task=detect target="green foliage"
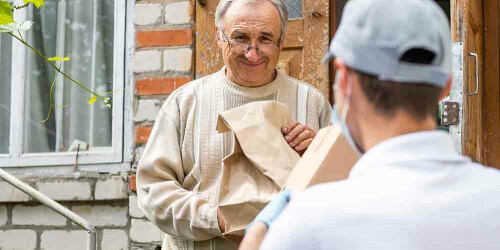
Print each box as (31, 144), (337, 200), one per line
(48, 56), (70, 61)
(0, 1), (14, 25)
(88, 95), (97, 105)
(23, 0), (45, 8)
(2, 0), (112, 122)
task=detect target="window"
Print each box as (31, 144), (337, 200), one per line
(0, 34), (12, 155)
(283, 0), (302, 18)
(0, 0), (126, 167)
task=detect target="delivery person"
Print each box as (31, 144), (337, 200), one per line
(240, 0), (500, 249)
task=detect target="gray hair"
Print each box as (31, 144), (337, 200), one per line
(215, 0), (289, 39)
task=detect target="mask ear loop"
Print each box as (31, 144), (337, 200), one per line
(340, 74), (353, 123)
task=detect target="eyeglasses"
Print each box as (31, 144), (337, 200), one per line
(219, 29), (281, 56)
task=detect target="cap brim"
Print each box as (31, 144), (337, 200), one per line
(321, 52), (335, 63)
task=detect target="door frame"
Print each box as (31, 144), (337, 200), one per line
(328, 0), (347, 104)
(451, 0), (500, 168)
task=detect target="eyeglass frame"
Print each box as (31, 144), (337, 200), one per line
(218, 28), (283, 56)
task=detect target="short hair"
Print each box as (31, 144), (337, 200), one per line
(215, 0), (288, 39)
(355, 49), (443, 120)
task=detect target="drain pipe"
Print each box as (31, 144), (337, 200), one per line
(0, 168), (96, 250)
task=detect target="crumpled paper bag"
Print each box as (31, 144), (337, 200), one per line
(216, 101), (300, 236)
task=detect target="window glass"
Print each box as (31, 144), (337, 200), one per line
(283, 0), (302, 19)
(0, 34), (12, 154)
(23, 0), (114, 153)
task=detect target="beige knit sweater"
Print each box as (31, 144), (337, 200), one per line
(137, 67), (331, 250)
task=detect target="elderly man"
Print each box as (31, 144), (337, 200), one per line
(241, 0), (500, 249)
(136, 0), (331, 249)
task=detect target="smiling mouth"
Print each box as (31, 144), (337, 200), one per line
(239, 60), (266, 67)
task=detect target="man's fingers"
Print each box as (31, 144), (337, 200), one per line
(289, 129), (315, 147)
(225, 234), (243, 244)
(282, 121), (299, 134)
(295, 138), (313, 152)
(284, 123), (305, 142)
(217, 209), (225, 233)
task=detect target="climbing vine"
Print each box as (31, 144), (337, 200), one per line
(0, 0), (112, 122)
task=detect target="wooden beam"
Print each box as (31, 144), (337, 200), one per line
(328, 0), (348, 104)
(329, 0), (335, 104)
(302, 0), (330, 97)
(283, 19), (304, 49)
(457, 0), (485, 162)
(482, 0), (500, 168)
(451, 0), (466, 42)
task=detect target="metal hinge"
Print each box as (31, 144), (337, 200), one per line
(441, 101), (460, 126)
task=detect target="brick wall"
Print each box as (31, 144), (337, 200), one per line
(0, 175), (165, 250)
(0, 1), (194, 249)
(133, 0), (195, 165)
(0, 175), (135, 250)
(131, 0), (196, 249)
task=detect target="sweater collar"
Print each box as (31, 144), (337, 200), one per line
(217, 66), (284, 98)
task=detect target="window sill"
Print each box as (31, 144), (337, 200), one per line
(0, 163), (133, 204)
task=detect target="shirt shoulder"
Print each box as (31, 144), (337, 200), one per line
(281, 73), (330, 104)
(159, 74), (215, 118)
(279, 73), (332, 128)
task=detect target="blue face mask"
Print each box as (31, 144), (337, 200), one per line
(330, 74), (362, 155)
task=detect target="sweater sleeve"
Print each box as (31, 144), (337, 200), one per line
(310, 87), (333, 129)
(319, 94), (333, 128)
(136, 108), (222, 241)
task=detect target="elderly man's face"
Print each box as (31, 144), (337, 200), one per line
(217, 0), (283, 87)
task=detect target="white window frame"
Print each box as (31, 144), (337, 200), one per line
(0, 0), (128, 168)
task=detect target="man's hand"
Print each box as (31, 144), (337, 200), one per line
(218, 209), (244, 244)
(282, 121), (316, 155)
(217, 209), (226, 233)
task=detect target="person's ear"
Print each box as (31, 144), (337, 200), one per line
(216, 26), (223, 48)
(439, 75), (453, 101)
(333, 59), (349, 97)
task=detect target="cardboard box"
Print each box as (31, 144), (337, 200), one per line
(285, 125), (360, 191)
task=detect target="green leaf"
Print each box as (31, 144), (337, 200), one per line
(0, 1), (14, 25)
(88, 95), (97, 105)
(23, 0), (45, 8)
(48, 56), (70, 61)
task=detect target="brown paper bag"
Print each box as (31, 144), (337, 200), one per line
(285, 125), (360, 191)
(216, 101), (300, 236)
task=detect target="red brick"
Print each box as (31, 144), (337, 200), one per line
(135, 126), (153, 144)
(136, 29), (192, 48)
(129, 175), (136, 192)
(136, 76), (192, 95)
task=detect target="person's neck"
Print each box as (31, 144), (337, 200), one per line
(225, 69), (277, 88)
(360, 111), (437, 152)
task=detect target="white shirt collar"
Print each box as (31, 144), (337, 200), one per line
(349, 130), (471, 178)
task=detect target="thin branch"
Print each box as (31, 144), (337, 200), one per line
(8, 32), (104, 100)
(41, 65), (60, 123)
(13, 3), (29, 10)
(17, 30), (23, 42)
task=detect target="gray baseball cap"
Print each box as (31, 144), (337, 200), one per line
(323, 0), (451, 87)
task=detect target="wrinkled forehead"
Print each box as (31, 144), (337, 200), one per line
(222, 0), (281, 35)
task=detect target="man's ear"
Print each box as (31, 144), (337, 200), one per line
(333, 59), (349, 97)
(215, 26), (223, 48)
(439, 75), (453, 101)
